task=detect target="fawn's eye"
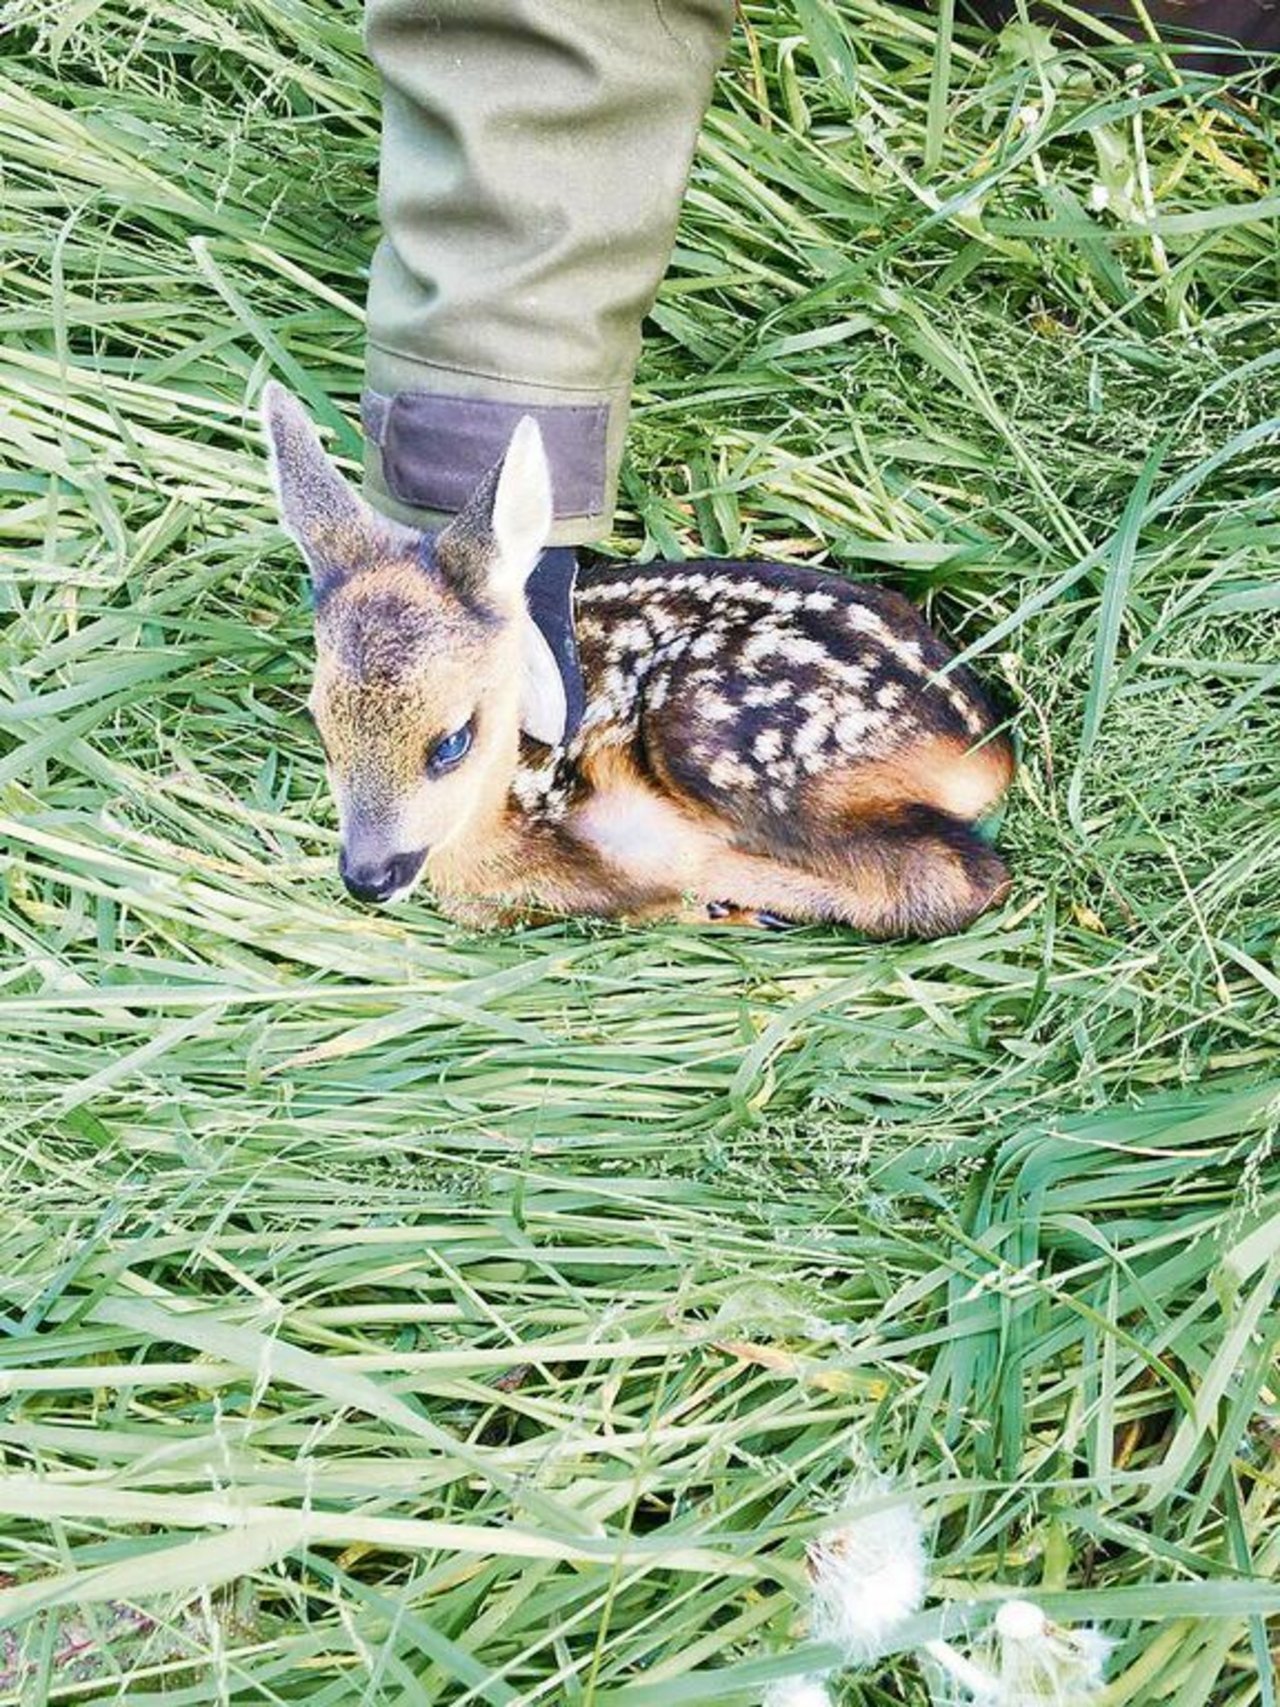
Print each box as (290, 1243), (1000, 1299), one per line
(427, 720), (473, 776)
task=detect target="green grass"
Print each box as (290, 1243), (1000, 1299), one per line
(1, 0), (1278, 1700)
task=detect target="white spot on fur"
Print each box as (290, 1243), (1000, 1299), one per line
(844, 605), (887, 637)
(610, 618), (651, 653)
(701, 693), (737, 724)
(577, 577), (636, 604)
(832, 659), (871, 690)
(776, 633), (828, 665)
(793, 714), (831, 762)
(601, 664), (634, 712)
(754, 728), (784, 762)
(743, 682), (791, 708)
(511, 753), (569, 818)
(834, 706), (883, 749)
(742, 626), (785, 665)
(708, 752), (754, 791)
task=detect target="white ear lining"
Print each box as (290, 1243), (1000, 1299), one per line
(490, 416), (554, 599)
(519, 616), (569, 747)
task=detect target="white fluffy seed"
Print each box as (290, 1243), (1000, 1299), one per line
(993, 1600), (1114, 1705)
(762, 1678), (833, 1707)
(996, 1599), (1047, 1642)
(807, 1477), (927, 1663)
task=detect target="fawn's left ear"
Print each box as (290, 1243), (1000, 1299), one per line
(263, 382), (405, 603)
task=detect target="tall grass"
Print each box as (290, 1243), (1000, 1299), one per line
(0, 1), (1278, 1700)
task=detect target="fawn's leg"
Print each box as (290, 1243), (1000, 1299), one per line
(692, 816), (1009, 939)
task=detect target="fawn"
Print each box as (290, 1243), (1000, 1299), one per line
(264, 384), (1013, 936)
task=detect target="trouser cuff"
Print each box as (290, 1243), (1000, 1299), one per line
(361, 350), (627, 546)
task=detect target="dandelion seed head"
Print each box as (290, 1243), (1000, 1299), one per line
(1071, 1629), (1114, 1679)
(808, 1476), (927, 1662)
(996, 1599), (1046, 1642)
(992, 1600), (1114, 1705)
(762, 1677), (833, 1707)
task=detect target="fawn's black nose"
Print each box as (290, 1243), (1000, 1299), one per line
(339, 848), (427, 904)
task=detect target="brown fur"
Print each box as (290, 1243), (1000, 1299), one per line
(825, 731), (1015, 823)
(264, 390), (1015, 937)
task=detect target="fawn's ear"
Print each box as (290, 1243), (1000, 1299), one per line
(519, 621), (569, 747)
(262, 382), (397, 604)
(437, 420), (564, 743)
(436, 416), (553, 612)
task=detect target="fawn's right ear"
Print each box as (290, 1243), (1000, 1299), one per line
(262, 382), (392, 604)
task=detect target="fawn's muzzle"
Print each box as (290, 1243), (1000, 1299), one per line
(339, 847), (427, 904)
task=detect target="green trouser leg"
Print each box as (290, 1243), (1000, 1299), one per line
(362, 0), (735, 546)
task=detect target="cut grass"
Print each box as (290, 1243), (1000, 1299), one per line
(1, 1), (1278, 1701)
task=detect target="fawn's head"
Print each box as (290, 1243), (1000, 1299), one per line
(263, 385), (563, 904)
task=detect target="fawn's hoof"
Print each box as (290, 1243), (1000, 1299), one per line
(754, 910), (795, 931)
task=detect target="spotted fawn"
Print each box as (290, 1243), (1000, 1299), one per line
(264, 385), (1013, 936)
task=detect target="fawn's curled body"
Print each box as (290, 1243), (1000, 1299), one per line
(264, 386), (1014, 938)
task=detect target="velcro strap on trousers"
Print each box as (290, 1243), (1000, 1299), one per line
(363, 390), (609, 520)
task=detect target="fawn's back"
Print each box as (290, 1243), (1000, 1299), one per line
(504, 556), (1013, 936)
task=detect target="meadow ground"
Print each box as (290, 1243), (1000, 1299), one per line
(1, 1), (1278, 1700)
